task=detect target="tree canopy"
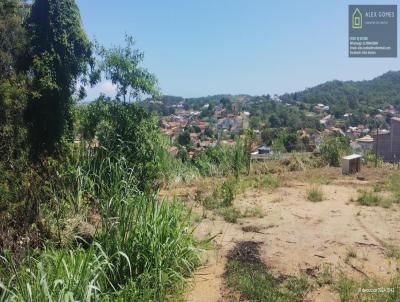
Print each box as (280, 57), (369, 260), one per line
(25, 0), (93, 158)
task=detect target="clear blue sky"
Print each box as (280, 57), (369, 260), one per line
(76, 0), (400, 99)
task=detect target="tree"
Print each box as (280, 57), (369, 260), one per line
(98, 35), (159, 103)
(204, 126), (214, 138)
(269, 113), (280, 128)
(25, 0), (93, 158)
(261, 128), (277, 146)
(177, 131), (191, 147)
(220, 97), (232, 112)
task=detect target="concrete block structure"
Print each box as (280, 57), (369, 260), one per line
(373, 117), (400, 162)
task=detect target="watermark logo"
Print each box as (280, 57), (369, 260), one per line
(352, 8), (363, 29)
(349, 5), (397, 57)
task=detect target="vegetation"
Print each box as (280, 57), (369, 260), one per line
(281, 71), (400, 119)
(25, 0), (93, 158)
(335, 274), (400, 302)
(221, 207), (241, 223)
(0, 0), (198, 300)
(355, 190), (392, 208)
(226, 242), (309, 302)
(306, 185), (324, 202)
(1, 0), (399, 300)
(319, 134), (350, 167)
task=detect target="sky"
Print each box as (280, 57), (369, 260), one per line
(76, 0), (400, 100)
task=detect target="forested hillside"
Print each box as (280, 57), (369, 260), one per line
(280, 71), (400, 116)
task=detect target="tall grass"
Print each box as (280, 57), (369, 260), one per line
(0, 243), (113, 301)
(97, 193), (199, 300)
(0, 146), (199, 301)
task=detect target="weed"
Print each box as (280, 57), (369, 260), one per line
(336, 273), (358, 302)
(221, 179), (237, 207)
(335, 273), (400, 302)
(201, 194), (220, 209)
(242, 207), (264, 218)
(355, 190), (392, 208)
(316, 264), (334, 286)
(346, 248), (357, 259)
(387, 173), (400, 202)
(226, 241), (309, 302)
(260, 174), (280, 189)
(221, 207), (241, 223)
(307, 185), (324, 202)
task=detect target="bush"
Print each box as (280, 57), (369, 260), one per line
(319, 134), (350, 167)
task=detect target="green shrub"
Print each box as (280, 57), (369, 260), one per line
(319, 134), (350, 167)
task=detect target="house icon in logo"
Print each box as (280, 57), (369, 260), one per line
(352, 8), (362, 29)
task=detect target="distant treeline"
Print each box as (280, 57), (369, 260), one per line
(280, 71), (400, 117)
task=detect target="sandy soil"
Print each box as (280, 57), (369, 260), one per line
(182, 167), (400, 302)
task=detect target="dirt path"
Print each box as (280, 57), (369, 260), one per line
(185, 171), (400, 302)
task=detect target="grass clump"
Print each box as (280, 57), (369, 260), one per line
(355, 190), (392, 208)
(306, 185), (324, 202)
(316, 264), (334, 286)
(346, 248), (357, 259)
(242, 207), (264, 218)
(335, 273), (400, 302)
(221, 207), (241, 223)
(0, 244), (113, 301)
(225, 241), (308, 302)
(260, 174), (280, 189)
(387, 173), (400, 203)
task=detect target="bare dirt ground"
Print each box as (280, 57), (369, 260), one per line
(178, 166), (400, 302)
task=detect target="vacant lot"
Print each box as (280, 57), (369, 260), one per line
(183, 166), (400, 302)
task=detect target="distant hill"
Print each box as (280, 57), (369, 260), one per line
(280, 71), (400, 115)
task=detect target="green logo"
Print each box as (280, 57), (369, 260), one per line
(352, 8), (363, 29)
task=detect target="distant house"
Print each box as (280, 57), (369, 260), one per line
(314, 103), (330, 112)
(356, 135), (374, 153)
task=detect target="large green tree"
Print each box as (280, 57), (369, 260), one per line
(24, 0), (93, 158)
(97, 35), (159, 103)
